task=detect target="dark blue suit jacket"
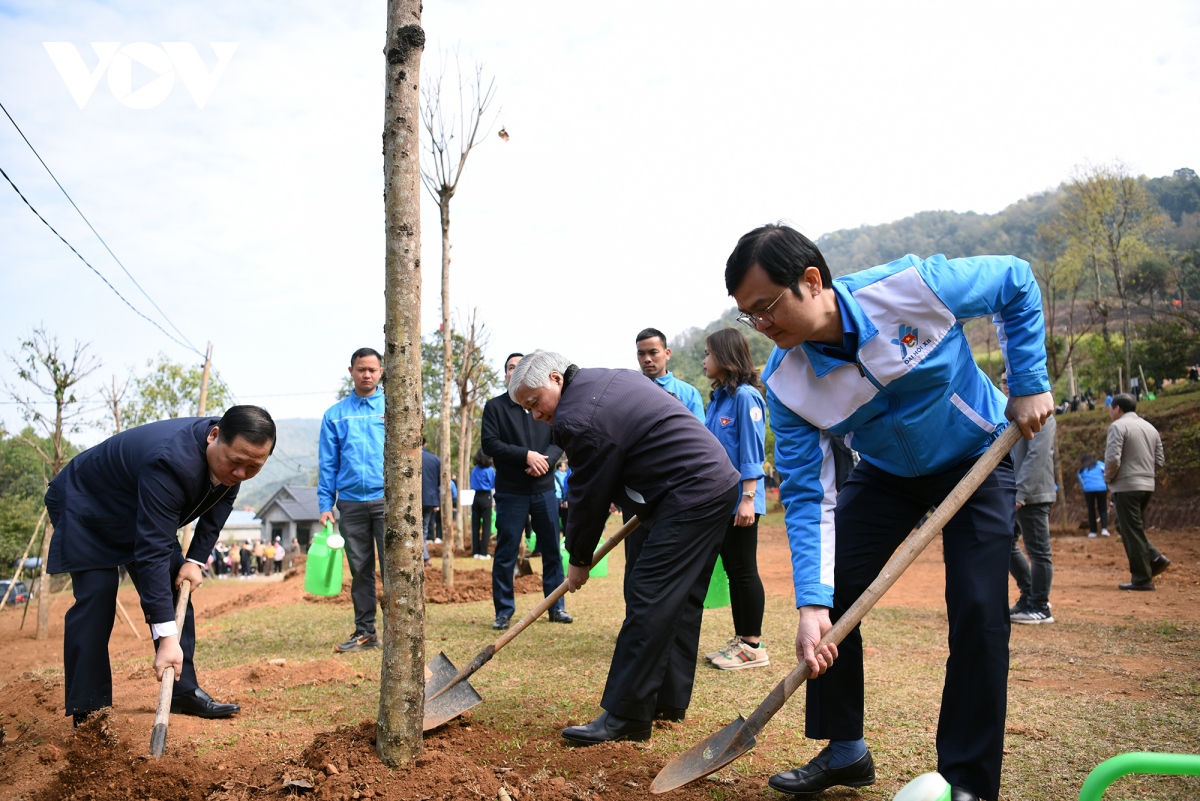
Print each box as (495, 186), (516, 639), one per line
(421, 447), (441, 507)
(45, 417), (239, 624)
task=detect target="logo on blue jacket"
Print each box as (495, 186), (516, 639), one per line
(892, 325), (919, 359)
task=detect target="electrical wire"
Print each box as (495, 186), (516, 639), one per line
(0, 164), (203, 356)
(0, 100), (203, 356)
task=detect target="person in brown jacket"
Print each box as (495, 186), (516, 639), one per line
(1105, 393), (1168, 590)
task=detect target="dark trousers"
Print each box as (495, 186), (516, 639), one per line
(719, 515), (765, 638)
(1009, 502), (1053, 611)
(1084, 490), (1108, 532)
(336, 498), (386, 637)
(493, 490), (565, 618)
(604, 485), (738, 721)
(422, 505), (438, 542)
(1114, 491), (1160, 585)
(471, 494), (493, 555)
(64, 548), (198, 716)
(806, 456), (1014, 801)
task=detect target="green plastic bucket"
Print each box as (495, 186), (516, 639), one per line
(703, 556), (731, 609)
(304, 522), (345, 597)
(561, 537), (609, 578)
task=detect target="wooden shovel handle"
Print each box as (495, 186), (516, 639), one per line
(743, 425), (1022, 734)
(493, 516), (640, 652)
(150, 578), (192, 757)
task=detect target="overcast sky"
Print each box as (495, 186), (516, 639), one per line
(2, 1), (1198, 441)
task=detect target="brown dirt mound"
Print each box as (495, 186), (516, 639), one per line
(425, 567), (543, 604)
(289, 717), (733, 801)
(31, 712), (215, 801)
(303, 567), (544, 607)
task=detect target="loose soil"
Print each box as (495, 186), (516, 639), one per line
(1, 525), (1196, 800)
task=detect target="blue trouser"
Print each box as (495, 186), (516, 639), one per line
(492, 490), (564, 618)
(65, 547), (199, 716)
(805, 454), (1015, 801)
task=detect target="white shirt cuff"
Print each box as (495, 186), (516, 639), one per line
(150, 621), (179, 640)
(186, 558), (205, 566)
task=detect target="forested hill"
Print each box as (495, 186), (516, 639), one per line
(816, 192), (1058, 276)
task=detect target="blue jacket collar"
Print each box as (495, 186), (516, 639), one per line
(799, 281), (879, 378)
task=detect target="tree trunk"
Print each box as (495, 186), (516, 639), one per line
(1120, 294), (1133, 395)
(438, 198), (455, 586)
(36, 520), (54, 640)
(456, 398), (474, 549)
(376, 3), (425, 768)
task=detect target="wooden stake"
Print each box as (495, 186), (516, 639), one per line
(0, 508), (45, 609)
(115, 596), (143, 640)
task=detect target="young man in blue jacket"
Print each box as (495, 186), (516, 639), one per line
(635, 328), (705, 420)
(725, 224), (1053, 801)
(318, 347), (387, 653)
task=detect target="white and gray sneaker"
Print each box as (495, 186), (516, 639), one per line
(1011, 608), (1054, 625)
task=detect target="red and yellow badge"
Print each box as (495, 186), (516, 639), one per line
(719, 417), (733, 426)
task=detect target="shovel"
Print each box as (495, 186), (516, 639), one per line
(651, 425), (1022, 793)
(150, 578), (192, 757)
(423, 516), (641, 731)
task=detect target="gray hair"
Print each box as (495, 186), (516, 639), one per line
(508, 350), (571, 404)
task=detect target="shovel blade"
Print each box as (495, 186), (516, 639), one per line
(650, 716), (755, 793)
(422, 652), (482, 731)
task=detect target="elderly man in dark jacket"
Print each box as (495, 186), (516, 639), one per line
(45, 406), (275, 724)
(509, 350), (741, 744)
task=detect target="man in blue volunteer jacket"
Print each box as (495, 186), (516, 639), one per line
(635, 328), (705, 420)
(318, 347), (387, 653)
(725, 224), (1053, 801)
(46, 406), (275, 724)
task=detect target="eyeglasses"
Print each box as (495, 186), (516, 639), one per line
(736, 286), (792, 329)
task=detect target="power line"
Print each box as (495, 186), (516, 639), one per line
(0, 100), (202, 355)
(0, 164), (204, 357)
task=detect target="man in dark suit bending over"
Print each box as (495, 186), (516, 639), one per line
(508, 350), (740, 744)
(45, 405), (275, 724)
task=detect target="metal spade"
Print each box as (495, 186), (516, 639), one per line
(422, 516), (641, 731)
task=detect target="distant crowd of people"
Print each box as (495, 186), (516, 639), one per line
(207, 537), (295, 579)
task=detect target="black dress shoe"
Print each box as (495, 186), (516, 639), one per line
(768, 746), (875, 795)
(653, 706), (686, 722)
(561, 711), (651, 745)
(171, 688), (240, 719)
(549, 610), (573, 624)
(1151, 555), (1171, 577)
(492, 616), (511, 630)
(951, 788), (980, 801)
(1118, 581), (1155, 591)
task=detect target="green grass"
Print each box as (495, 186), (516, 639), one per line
(192, 517), (1200, 800)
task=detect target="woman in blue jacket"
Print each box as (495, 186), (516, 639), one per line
(1077, 453), (1110, 538)
(702, 327), (770, 670)
(470, 450), (497, 558)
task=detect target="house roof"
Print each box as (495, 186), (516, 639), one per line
(257, 485), (322, 522)
(222, 510), (263, 529)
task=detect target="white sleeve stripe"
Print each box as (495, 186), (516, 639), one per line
(817, 434), (838, 588)
(950, 393), (997, 433)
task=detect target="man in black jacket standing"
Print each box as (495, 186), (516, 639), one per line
(509, 351), (741, 744)
(45, 406), (275, 724)
(481, 352), (571, 630)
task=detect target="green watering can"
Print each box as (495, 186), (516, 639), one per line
(561, 536), (609, 578)
(703, 556), (731, 609)
(887, 753), (1200, 801)
(304, 522), (345, 597)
